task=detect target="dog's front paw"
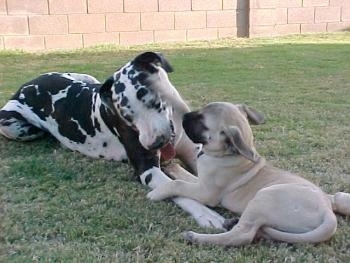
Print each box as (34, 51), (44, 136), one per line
(194, 214), (225, 230)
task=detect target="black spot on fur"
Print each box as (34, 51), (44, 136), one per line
(123, 114), (133, 123)
(114, 72), (121, 80)
(99, 105), (118, 136)
(136, 88), (148, 100)
(137, 73), (148, 85)
(144, 173), (152, 185)
(130, 77), (138, 85)
(103, 142), (108, 147)
(94, 117), (101, 132)
(153, 102), (161, 109)
(128, 69), (135, 78)
(120, 96), (129, 107)
(57, 120), (86, 143)
(18, 85), (53, 120)
(115, 82), (126, 94)
(0, 110), (27, 125)
(52, 83), (96, 143)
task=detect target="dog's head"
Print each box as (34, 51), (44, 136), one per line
(183, 102), (265, 161)
(99, 52), (176, 153)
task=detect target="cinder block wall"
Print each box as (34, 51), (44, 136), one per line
(0, 0), (349, 51)
(250, 0), (350, 37)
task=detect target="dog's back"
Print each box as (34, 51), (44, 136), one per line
(0, 72), (127, 160)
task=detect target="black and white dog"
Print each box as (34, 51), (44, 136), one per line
(0, 52), (224, 228)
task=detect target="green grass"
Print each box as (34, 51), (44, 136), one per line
(1, 33), (350, 262)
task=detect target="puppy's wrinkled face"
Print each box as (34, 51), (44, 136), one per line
(183, 102), (264, 159)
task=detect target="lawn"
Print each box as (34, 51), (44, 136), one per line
(0, 33), (349, 262)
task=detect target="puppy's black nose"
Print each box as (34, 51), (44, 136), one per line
(183, 112), (195, 127)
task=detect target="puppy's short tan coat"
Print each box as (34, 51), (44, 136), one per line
(147, 102), (350, 246)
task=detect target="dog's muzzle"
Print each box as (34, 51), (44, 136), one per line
(149, 135), (170, 150)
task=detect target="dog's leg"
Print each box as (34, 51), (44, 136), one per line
(140, 167), (225, 230)
(0, 104), (46, 141)
(146, 178), (220, 207)
(162, 162), (198, 183)
(116, 122), (223, 229)
(175, 134), (200, 174)
(328, 192), (350, 215)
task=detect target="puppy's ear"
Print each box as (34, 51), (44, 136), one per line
(99, 76), (115, 110)
(133, 52), (173, 73)
(238, 104), (265, 125)
(223, 126), (258, 162)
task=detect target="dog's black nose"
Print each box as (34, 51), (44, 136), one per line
(149, 135), (168, 150)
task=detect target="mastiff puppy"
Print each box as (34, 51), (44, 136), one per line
(145, 102), (350, 246)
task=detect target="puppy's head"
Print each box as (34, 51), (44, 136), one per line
(183, 102), (265, 161)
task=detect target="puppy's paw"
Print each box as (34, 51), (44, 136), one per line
(146, 189), (167, 201)
(182, 231), (195, 244)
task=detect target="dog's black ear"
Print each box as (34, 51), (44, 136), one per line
(223, 126), (258, 162)
(238, 104), (265, 125)
(133, 52), (173, 73)
(99, 76), (115, 110)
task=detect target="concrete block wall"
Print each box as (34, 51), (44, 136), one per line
(0, 0), (349, 51)
(250, 0), (350, 37)
(0, 0), (240, 50)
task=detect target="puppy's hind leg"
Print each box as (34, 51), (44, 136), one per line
(183, 220), (259, 247)
(328, 192), (350, 215)
(183, 203), (262, 246)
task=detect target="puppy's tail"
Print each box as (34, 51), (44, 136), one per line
(262, 211), (337, 244)
(328, 192), (350, 215)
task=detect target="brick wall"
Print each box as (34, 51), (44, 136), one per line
(0, 0), (349, 51)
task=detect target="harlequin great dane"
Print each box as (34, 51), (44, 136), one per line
(145, 102), (350, 246)
(0, 52), (225, 229)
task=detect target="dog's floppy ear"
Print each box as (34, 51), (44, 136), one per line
(223, 126), (258, 162)
(133, 52), (173, 73)
(99, 76), (115, 110)
(238, 104), (265, 125)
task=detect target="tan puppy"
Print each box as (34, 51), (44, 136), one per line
(146, 102), (350, 246)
